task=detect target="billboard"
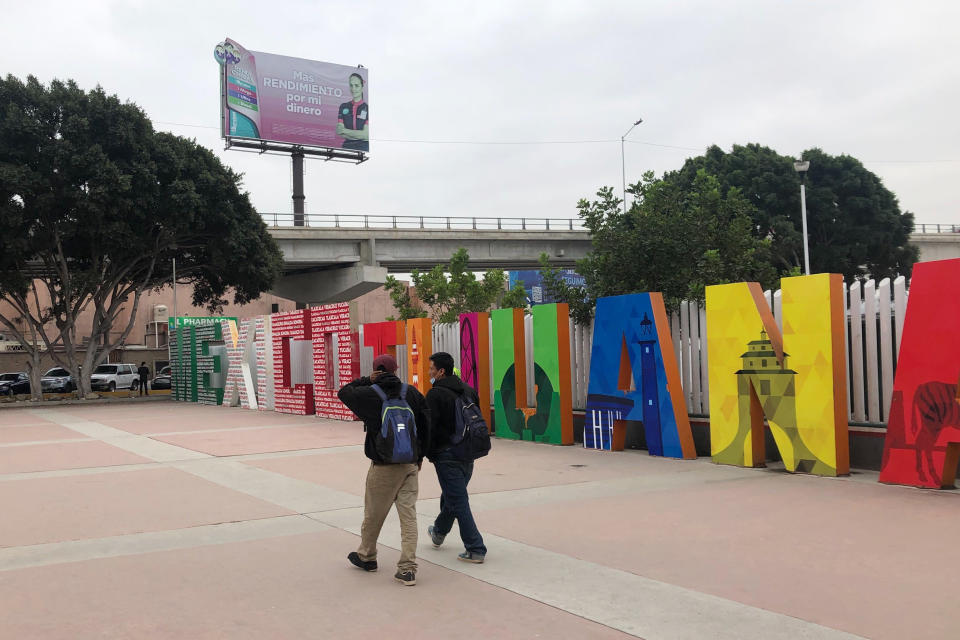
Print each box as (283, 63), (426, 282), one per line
(215, 39), (369, 154)
(508, 270), (585, 307)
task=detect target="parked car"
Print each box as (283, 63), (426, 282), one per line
(151, 372), (171, 390)
(0, 372), (30, 396)
(90, 363), (140, 392)
(158, 365), (171, 376)
(41, 368), (75, 393)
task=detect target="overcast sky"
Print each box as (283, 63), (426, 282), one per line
(3, 0), (957, 225)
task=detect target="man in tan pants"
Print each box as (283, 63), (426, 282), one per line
(338, 354), (430, 586)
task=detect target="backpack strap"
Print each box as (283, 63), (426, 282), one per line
(399, 383), (408, 399)
(371, 384), (387, 402)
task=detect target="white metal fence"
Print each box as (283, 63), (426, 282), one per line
(356, 277), (908, 426)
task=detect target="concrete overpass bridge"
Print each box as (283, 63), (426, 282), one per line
(266, 213), (592, 303)
(265, 214), (960, 304)
(908, 223), (960, 263)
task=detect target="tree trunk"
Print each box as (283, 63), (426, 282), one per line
(79, 336), (102, 398)
(26, 321), (44, 401)
(26, 350), (44, 402)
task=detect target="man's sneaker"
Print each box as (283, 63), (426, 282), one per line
(394, 570), (416, 586)
(458, 551), (485, 564)
(428, 525), (445, 548)
(347, 551), (377, 572)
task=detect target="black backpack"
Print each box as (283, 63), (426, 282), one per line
(371, 383), (418, 464)
(449, 389), (491, 461)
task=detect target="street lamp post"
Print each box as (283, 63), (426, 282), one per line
(621, 118), (643, 214)
(172, 256), (177, 328)
(170, 246), (177, 369)
(794, 160), (811, 275)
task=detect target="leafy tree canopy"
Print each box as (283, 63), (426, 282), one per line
(662, 143), (917, 279)
(542, 170), (780, 324)
(0, 75), (282, 396)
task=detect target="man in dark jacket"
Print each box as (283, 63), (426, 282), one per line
(425, 352), (487, 563)
(337, 354), (430, 586)
(137, 362), (150, 396)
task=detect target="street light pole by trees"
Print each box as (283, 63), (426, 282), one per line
(794, 160), (811, 275)
(621, 118), (643, 214)
(170, 246), (177, 364)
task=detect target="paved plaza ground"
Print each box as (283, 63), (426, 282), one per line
(1, 400), (958, 639)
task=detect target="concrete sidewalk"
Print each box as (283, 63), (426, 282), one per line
(0, 403), (956, 639)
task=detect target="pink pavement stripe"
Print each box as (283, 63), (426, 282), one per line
(0, 424), (89, 445)
(0, 440), (151, 474)
(247, 451), (384, 497)
(0, 467), (291, 548)
(247, 441), (673, 499)
(97, 409), (319, 435)
(0, 412), (57, 427)
(478, 472), (960, 640)
(53, 404), (214, 420)
(153, 423), (364, 456)
(0, 529), (632, 640)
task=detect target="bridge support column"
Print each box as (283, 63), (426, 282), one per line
(360, 237), (378, 266)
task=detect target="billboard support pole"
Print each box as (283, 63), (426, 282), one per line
(292, 148), (305, 227)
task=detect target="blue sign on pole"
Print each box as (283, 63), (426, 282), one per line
(508, 270), (585, 306)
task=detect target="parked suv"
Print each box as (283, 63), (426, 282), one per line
(90, 363), (140, 392)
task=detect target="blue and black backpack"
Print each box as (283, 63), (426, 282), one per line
(449, 389), (491, 462)
(371, 383), (418, 464)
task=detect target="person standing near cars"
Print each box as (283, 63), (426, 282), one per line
(137, 362), (150, 396)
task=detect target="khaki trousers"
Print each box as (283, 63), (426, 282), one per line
(357, 462), (419, 573)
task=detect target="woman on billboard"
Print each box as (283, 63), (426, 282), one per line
(336, 72), (369, 152)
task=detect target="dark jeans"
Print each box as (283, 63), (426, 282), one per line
(432, 450), (486, 555)
(139, 378), (149, 396)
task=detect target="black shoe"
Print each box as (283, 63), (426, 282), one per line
(458, 551), (485, 564)
(394, 570), (416, 586)
(428, 524), (445, 548)
(348, 552), (377, 572)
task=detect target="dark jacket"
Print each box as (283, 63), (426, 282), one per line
(338, 372), (430, 465)
(425, 375), (477, 461)
(137, 366), (150, 380)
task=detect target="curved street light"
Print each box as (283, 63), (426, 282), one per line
(621, 118), (643, 214)
(794, 160), (811, 275)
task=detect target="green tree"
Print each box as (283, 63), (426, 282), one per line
(383, 247), (528, 324)
(662, 143), (917, 279)
(542, 171), (779, 324)
(382, 276), (427, 321)
(538, 254), (594, 325)
(0, 75), (282, 398)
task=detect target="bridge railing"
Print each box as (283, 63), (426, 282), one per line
(261, 212), (587, 231)
(262, 215), (956, 234)
(915, 223), (960, 233)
